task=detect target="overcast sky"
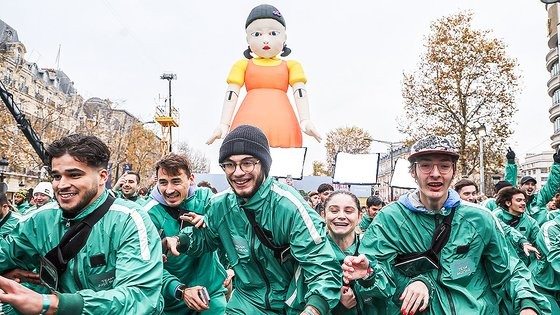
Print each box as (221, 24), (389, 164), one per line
(2, 0), (554, 174)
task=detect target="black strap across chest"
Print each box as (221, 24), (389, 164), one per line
(241, 207), (290, 261)
(44, 195), (115, 276)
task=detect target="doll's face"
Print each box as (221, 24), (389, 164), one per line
(246, 18), (286, 58)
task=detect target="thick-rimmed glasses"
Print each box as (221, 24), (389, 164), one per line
(415, 161), (454, 174)
(219, 160), (260, 174)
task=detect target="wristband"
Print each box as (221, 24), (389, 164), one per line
(174, 284), (186, 300)
(362, 267), (373, 280)
(40, 294), (50, 315)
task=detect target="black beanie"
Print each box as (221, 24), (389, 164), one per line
(494, 180), (513, 194)
(219, 125), (272, 176)
(245, 4), (285, 28)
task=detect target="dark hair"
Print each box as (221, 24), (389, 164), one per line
(308, 191), (318, 197)
(155, 153), (192, 177)
(46, 134), (110, 169)
(0, 193), (9, 206)
(454, 178), (478, 194)
(366, 195), (385, 208)
(317, 183), (334, 194)
(197, 180), (218, 194)
(324, 190), (360, 212)
(496, 186), (526, 210)
(138, 187), (149, 196)
(125, 171), (140, 183)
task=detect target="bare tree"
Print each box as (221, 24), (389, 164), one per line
(175, 142), (210, 173)
(399, 11), (519, 177)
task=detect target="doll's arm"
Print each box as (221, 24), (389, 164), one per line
(292, 82), (322, 142)
(206, 83), (241, 144)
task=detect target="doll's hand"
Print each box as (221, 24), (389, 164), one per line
(300, 120), (322, 142)
(206, 124), (229, 145)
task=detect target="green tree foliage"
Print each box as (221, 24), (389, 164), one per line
(399, 11), (519, 177)
(324, 126), (372, 175)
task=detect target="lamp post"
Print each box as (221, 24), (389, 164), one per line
(477, 124), (487, 196)
(364, 138), (403, 201)
(160, 73), (177, 152)
(0, 157), (9, 194)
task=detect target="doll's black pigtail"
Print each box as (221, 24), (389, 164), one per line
(280, 44), (291, 57)
(243, 46), (254, 59)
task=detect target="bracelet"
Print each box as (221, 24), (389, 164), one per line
(40, 294), (50, 315)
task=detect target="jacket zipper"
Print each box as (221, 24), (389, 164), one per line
(251, 228), (271, 309)
(434, 214), (456, 315)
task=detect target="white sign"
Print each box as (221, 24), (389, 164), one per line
(390, 158), (416, 189)
(332, 152), (379, 185)
(269, 147), (307, 179)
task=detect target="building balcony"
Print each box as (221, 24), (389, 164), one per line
(548, 75), (560, 97)
(547, 47), (559, 71)
(550, 102), (560, 117)
(551, 132), (560, 149)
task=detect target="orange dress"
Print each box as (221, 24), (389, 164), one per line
(230, 60), (302, 148)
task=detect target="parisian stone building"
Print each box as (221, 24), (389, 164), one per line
(0, 19), (142, 195)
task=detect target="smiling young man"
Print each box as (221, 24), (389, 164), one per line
(0, 134), (164, 314)
(112, 171), (146, 206)
(143, 153), (228, 314)
(341, 135), (551, 315)
(166, 125), (341, 315)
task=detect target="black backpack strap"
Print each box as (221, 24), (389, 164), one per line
(241, 207), (290, 262)
(430, 207), (456, 256)
(0, 211), (12, 229)
(505, 216), (521, 228)
(45, 195), (115, 276)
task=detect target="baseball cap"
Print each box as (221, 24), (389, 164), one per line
(520, 176), (537, 185)
(408, 135), (460, 162)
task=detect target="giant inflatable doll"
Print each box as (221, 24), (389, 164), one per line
(207, 4), (321, 148)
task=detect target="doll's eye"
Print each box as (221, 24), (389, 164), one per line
(269, 31), (279, 36)
(251, 32), (262, 37)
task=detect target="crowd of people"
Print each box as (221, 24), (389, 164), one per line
(0, 127), (559, 314)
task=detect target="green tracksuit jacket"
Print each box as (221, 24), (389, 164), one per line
(0, 190), (164, 314)
(177, 177), (341, 315)
(144, 187), (227, 315)
(327, 234), (392, 314)
(530, 215), (560, 312)
(0, 211), (20, 237)
(505, 161), (560, 226)
(14, 201), (32, 215)
(494, 207), (541, 264)
(359, 189), (551, 314)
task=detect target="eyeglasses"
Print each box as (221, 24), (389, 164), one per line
(415, 161), (454, 174)
(219, 160), (260, 174)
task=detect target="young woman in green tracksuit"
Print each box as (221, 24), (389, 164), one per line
(323, 190), (392, 314)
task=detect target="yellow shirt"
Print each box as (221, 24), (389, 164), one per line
(226, 57), (307, 86)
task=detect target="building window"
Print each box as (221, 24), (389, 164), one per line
(553, 89), (560, 105)
(552, 61), (560, 77)
(555, 117), (560, 133)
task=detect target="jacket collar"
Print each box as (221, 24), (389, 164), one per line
(398, 188), (460, 215)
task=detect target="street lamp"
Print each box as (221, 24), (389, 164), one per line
(477, 124), (487, 196)
(364, 137), (403, 201)
(0, 157), (9, 194)
(160, 73), (177, 152)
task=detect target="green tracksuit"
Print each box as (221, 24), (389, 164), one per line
(0, 190), (164, 314)
(494, 207), (541, 265)
(359, 189), (551, 314)
(505, 161), (560, 226)
(144, 187), (227, 315)
(177, 177), (341, 315)
(327, 234), (392, 314)
(530, 216), (560, 313)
